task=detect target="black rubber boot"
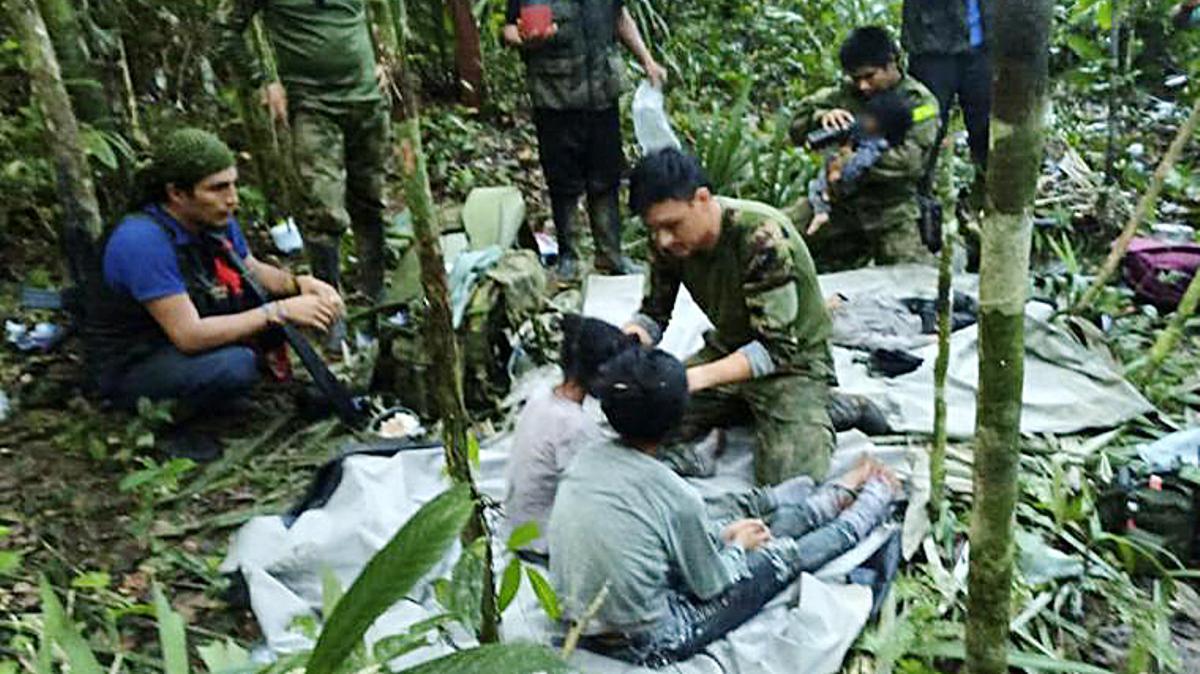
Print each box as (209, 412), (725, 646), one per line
(306, 238), (348, 350)
(551, 193), (580, 281)
(354, 221), (386, 305)
(587, 189), (642, 275)
(828, 392), (891, 435)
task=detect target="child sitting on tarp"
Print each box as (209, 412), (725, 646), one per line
(549, 347), (897, 667)
(806, 89), (915, 236)
(503, 314), (638, 559)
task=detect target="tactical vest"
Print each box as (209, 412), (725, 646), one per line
(86, 207), (258, 378)
(523, 0), (625, 110)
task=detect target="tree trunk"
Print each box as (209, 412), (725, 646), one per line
(448, 0), (484, 109)
(930, 229), (953, 518)
(1074, 94), (1200, 314)
(395, 12), (499, 643)
(35, 0), (110, 127)
(7, 0), (104, 289)
(966, 0), (1051, 671)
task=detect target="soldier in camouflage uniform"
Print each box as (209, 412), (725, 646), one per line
(792, 27), (940, 270)
(624, 149), (837, 485)
(216, 0), (389, 308)
(502, 0), (665, 279)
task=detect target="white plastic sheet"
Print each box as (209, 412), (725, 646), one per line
(632, 80), (682, 155)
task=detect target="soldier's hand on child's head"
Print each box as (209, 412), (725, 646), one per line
(819, 108), (855, 131)
(807, 212), (830, 236)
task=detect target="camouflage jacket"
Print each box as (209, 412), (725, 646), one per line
(633, 197), (834, 381)
(791, 76), (939, 232)
(215, 0), (382, 112)
(518, 0), (625, 110)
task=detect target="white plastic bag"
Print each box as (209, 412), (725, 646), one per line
(632, 80), (681, 155)
(270, 217), (304, 255)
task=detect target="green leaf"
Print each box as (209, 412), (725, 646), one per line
(154, 584), (189, 674)
(525, 566), (560, 621)
(505, 522), (540, 552)
(468, 434), (481, 469)
(440, 538), (485, 632)
(1097, 0), (1112, 31)
(0, 660), (18, 674)
(197, 640), (252, 673)
(0, 551), (23, 576)
(71, 572), (111, 590)
(39, 576), (103, 674)
(396, 643), (571, 674)
(306, 485), (474, 674)
(319, 566), (343, 619)
(497, 558), (521, 613)
(80, 126), (118, 170)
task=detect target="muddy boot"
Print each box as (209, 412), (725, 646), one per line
(306, 238), (348, 351)
(828, 392), (891, 435)
(551, 193), (580, 282)
(587, 189), (642, 275)
(354, 221), (386, 338)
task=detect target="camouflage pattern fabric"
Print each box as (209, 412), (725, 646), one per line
(638, 197), (836, 485)
(214, 0), (383, 112)
(291, 101), (390, 247)
(791, 76), (940, 268)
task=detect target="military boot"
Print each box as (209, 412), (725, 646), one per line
(306, 238), (348, 351)
(587, 189), (642, 275)
(828, 392), (891, 435)
(354, 221), (386, 305)
(551, 194), (580, 281)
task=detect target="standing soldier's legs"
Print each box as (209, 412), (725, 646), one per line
(908, 53), (960, 137)
(743, 374), (835, 485)
(293, 108), (351, 287)
(532, 107), (587, 279)
(958, 49), (992, 171)
(345, 102), (392, 304)
(583, 107), (633, 274)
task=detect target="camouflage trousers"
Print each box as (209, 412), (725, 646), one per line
(660, 348), (836, 485)
(794, 197), (934, 271)
(292, 101), (391, 290)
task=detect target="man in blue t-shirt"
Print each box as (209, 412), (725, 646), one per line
(88, 129), (344, 456)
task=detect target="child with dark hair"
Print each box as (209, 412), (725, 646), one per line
(503, 314), (638, 556)
(549, 347), (897, 667)
(807, 90), (915, 235)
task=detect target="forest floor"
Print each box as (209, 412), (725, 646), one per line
(4, 91), (1200, 672)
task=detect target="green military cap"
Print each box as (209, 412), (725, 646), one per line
(153, 128), (236, 188)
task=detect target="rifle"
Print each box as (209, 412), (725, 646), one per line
(207, 233), (366, 428)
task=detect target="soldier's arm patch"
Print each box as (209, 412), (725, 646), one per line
(756, 282), (800, 329)
(745, 219), (797, 288)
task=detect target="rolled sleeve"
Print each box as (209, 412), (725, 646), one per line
(738, 340), (777, 379)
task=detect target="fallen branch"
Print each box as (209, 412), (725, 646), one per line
(560, 584), (609, 659)
(1073, 94), (1200, 313)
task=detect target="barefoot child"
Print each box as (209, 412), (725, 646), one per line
(549, 347), (897, 666)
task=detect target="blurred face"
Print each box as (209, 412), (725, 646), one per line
(643, 187), (721, 259)
(166, 166), (239, 230)
(848, 61), (901, 98)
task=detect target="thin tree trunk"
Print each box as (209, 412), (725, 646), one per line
(1104, 0), (1120, 184)
(448, 0), (484, 109)
(1137, 269), (1200, 381)
(1074, 94), (1200, 313)
(7, 0), (104, 289)
(35, 0), (110, 127)
(966, 0), (1051, 671)
(930, 228), (953, 517)
(395, 12), (499, 642)
(115, 34), (147, 147)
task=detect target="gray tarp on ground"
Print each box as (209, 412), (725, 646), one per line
(221, 419), (920, 673)
(585, 265), (1152, 439)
